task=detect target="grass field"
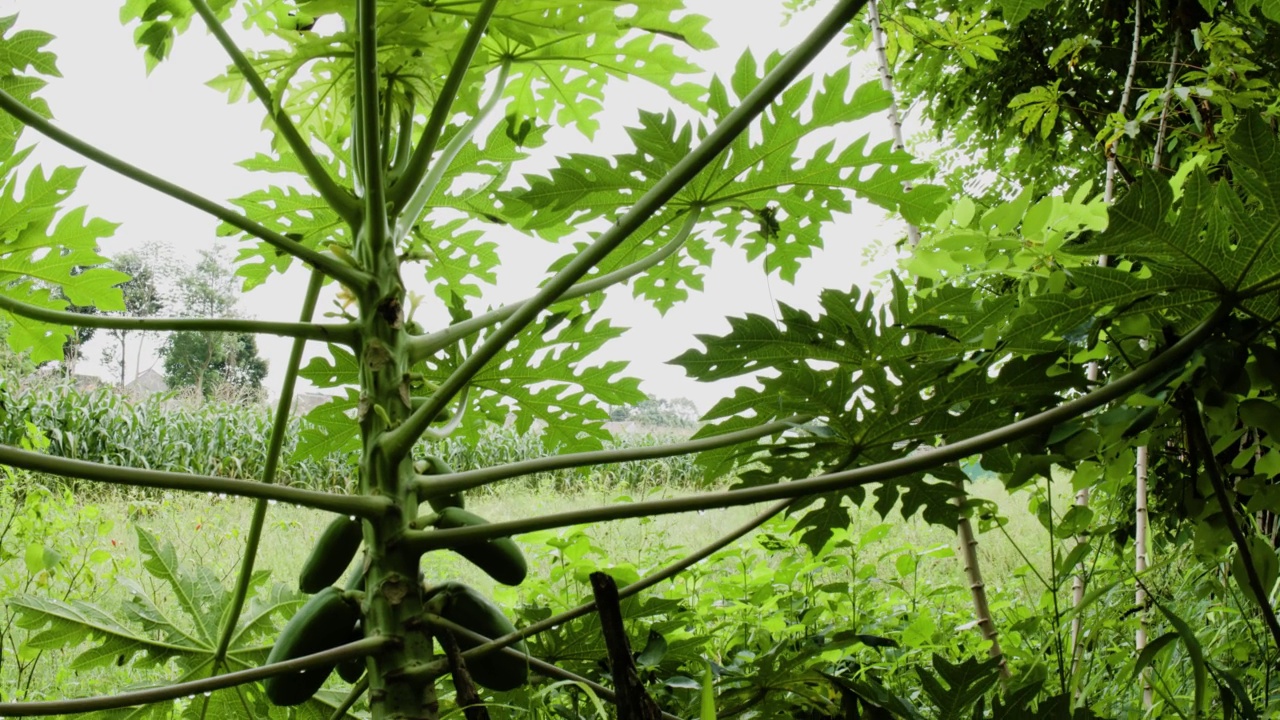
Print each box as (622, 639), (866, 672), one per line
(2, 471), (1076, 710)
(96, 476), (1059, 605)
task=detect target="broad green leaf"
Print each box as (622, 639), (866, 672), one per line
(1131, 632), (1179, 682)
(1028, 114), (1280, 352)
(1232, 534), (1280, 610)
(673, 281), (1082, 551)
(419, 311), (645, 452)
(0, 167), (127, 362)
(915, 654), (1002, 719)
(701, 661), (716, 720)
(135, 526), (225, 646)
(293, 387), (362, 462)
(119, 0), (234, 72)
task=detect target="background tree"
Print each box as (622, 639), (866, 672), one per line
(163, 330), (267, 400)
(159, 247), (264, 399)
(847, 0), (1280, 198)
(101, 246), (166, 386)
(608, 395), (699, 429)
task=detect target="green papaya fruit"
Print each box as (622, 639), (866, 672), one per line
(264, 586), (361, 706)
(431, 507), (527, 586)
(335, 621), (366, 683)
(424, 581), (529, 692)
(415, 455), (465, 512)
(298, 515), (363, 594)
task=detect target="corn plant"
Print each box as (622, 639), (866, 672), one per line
(0, 1), (1278, 718)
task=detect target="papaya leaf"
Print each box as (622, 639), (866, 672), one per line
(504, 53), (943, 312)
(915, 654), (1003, 720)
(1023, 113), (1280, 351)
(419, 312), (646, 452)
(673, 281), (1079, 551)
(118, 0), (234, 72)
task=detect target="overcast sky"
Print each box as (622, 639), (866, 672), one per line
(0, 1), (904, 411)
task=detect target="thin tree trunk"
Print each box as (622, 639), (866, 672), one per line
(134, 333), (146, 383)
(1134, 445), (1153, 707)
(1152, 36), (1180, 173)
(1129, 35), (1177, 710)
(1074, 0), (1141, 695)
(868, 0), (1008, 677)
(867, 0), (919, 247)
(1104, 0), (1141, 201)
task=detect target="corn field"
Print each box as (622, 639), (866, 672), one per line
(0, 374), (699, 493)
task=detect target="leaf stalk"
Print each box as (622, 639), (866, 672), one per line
(415, 414), (804, 499)
(0, 444), (389, 518)
(0, 88), (370, 289)
(0, 292), (356, 344)
(404, 306), (1224, 549)
(188, 0), (360, 225)
(210, 269), (324, 668)
(390, 0), (501, 213)
(0, 637), (388, 716)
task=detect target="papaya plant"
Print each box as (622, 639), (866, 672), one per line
(0, 0), (1279, 718)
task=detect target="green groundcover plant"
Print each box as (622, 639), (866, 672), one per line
(2, 1), (1280, 718)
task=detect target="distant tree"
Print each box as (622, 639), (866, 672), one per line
(159, 248), (265, 400)
(102, 247), (168, 386)
(609, 395), (699, 428)
(163, 330), (267, 400)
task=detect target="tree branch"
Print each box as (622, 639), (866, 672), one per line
(390, 0), (501, 213)
(0, 88), (371, 290)
(188, 0), (360, 225)
(0, 292), (356, 345)
(408, 208), (702, 362)
(414, 415), (806, 500)
(1186, 401), (1280, 652)
(0, 637), (388, 717)
(384, 0), (869, 460)
(403, 306), (1225, 550)
(0, 443), (390, 518)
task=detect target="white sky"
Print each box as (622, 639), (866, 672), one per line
(0, 1), (905, 412)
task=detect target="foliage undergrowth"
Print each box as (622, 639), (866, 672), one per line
(5, 447), (1271, 718)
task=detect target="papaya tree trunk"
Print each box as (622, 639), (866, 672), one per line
(351, 1), (440, 716)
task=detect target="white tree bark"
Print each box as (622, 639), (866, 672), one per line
(868, 0), (1007, 677)
(1074, 0), (1141, 698)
